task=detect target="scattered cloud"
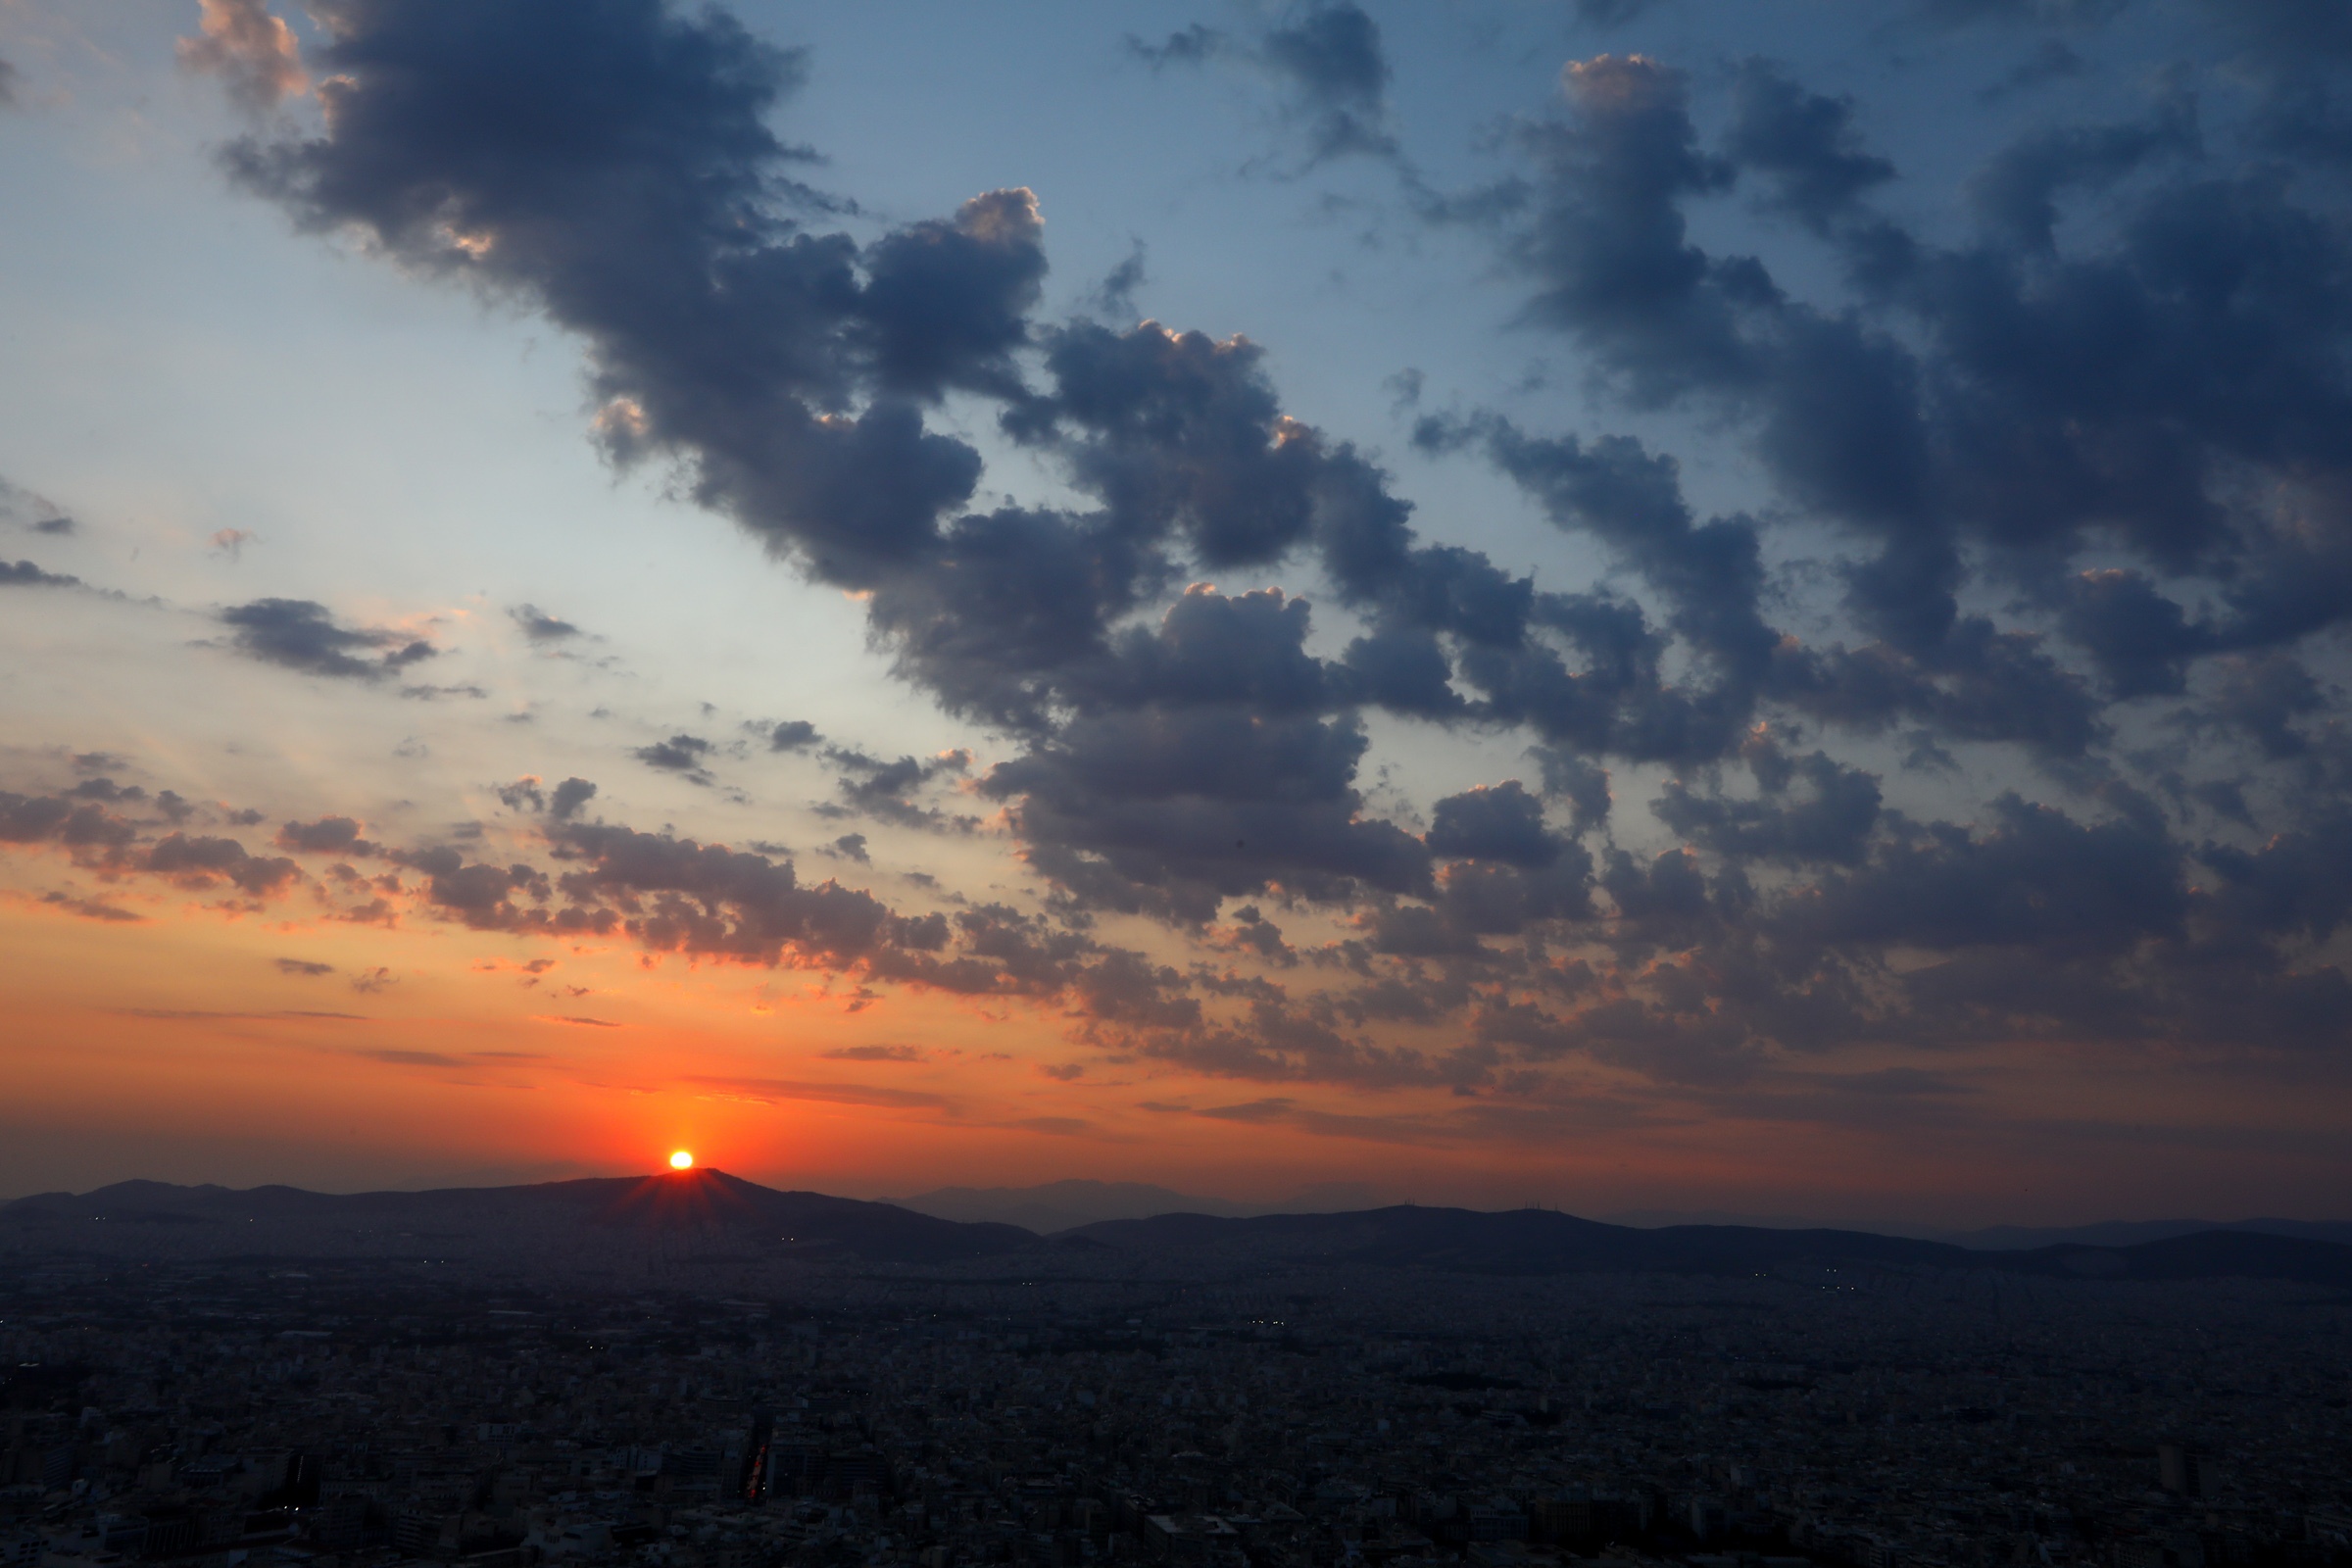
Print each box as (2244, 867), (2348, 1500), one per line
(217, 599), (435, 682)
(175, 0), (307, 114)
(819, 1044), (925, 1062)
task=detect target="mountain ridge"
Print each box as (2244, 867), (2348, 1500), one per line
(1058, 1204), (2352, 1287)
(7, 1177), (2350, 1288)
(0, 1169), (1032, 1268)
(887, 1177), (1379, 1234)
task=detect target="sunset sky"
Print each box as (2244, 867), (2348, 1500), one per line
(3, 0), (2349, 1226)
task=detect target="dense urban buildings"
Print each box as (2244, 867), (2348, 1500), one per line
(5, 1239), (2347, 1568)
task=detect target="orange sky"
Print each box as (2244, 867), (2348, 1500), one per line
(5, 837), (2343, 1227)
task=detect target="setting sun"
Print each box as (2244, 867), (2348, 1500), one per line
(668, 1151), (694, 1170)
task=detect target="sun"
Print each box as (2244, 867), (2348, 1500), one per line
(668, 1150), (694, 1170)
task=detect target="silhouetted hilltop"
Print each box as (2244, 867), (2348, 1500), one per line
(1064, 1204), (2352, 1286)
(1937, 1216), (2352, 1250)
(889, 1178), (1382, 1232)
(0, 1169), (1032, 1269)
(889, 1178), (1258, 1234)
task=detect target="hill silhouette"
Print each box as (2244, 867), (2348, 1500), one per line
(0, 1169), (1030, 1270)
(8, 1179), (2348, 1289)
(1062, 1205), (2352, 1287)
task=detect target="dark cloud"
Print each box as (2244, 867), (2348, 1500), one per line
(1965, 87), (2198, 254)
(1092, 243), (1148, 321)
(218, 599), (435, 681)
(221, 7), (1682, 924)
(767, 719), (820, 751)
(496, 776), (599, 821)
(976, 591), (1434, 923)
(633, 733), (713, 782)
(1261, 4), (1396, 163)
(147, 833), (302, 896)
(510, 604), (581, 642)
(1654, 744), (1885, 866)
(275, 957), (335, 977)
(1424, 781), (1560, 869)
(1476, 419), (1776, 689)
(824, 746), (971, 829)
(275, 816), (381, 857)
(0, 791), (136, 850)
(1513, 56), (1743, 402)
(550, 777), (599, 821)
(497, 778), (547, 813)
(0, 561), (81, 589)
(1530, 746), (1612, 832)
(41, 892), (141, 923)
(1477, 40), (2352, 775)
(1780, 793), (2183, 958)
(1129, 6), (1398, 170)
(1723, 60), (1895, 234)
(858, 189), (1046, 401)
(1127, 24), (1225, 71)
(187, 0), (2352, 1099)
(819, 1044), (921, 1062)
(2209, 653), (2328, 761)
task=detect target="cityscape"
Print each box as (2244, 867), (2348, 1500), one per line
(5, 1174), (2350, 1568)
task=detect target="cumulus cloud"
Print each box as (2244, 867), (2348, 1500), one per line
(1722, 60), (1894, 234)
(217, 599), (436, 681)
(633, 733), (714, 783)
(767, 719), (820, 751)
(276, 816), (380, 857)
(510, 604), (581, 642)
(1261, 4), (1397, 163)
(823, 746), (972, 828)
(172, 0), (2352, 1105)
(0, 561), (80, 589)
(550, 777), (599, 821)
(1131, 5), (1398, 169)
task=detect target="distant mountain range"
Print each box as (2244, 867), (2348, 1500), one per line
(1059, 1207), (2352, 1288)
(1933, 1217), (2352, 1250)
(888, 1178), (1376, 1235)
(5, 1174), (2348, 1289)
(893, 1181), (2352, 1251)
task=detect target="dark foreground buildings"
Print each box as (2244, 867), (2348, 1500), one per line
(3, 1253), (2346, 1568)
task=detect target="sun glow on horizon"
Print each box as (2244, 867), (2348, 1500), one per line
(668, 1150), (694, 1170)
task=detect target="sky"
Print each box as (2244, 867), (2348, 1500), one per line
(1, 0), (2349, 1227)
